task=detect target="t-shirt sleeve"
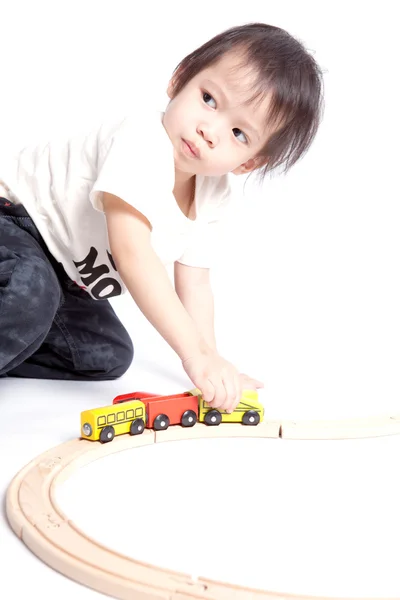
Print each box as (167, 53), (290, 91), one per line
(175, 220), (225, 267)
(88, 114), (175, 228)
(176, 179), (238, 268)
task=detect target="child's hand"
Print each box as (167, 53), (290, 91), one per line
(182, 350), (242, 413)
(182, 349), (265, 414)
(238, 372), (264, 391)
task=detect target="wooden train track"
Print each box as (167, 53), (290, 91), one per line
(6, 415), (400, 600)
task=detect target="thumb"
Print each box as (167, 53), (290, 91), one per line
(240, 374), (264, 389)
(252, 379), (264, 388)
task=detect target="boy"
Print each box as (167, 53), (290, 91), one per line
(0, 22), (324, 413)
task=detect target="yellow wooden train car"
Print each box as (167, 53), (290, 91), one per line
(81, 399), (146, 443)
(190, 388), (264, 426)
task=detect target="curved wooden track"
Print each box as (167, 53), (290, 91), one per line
(6, 415), (400, 600)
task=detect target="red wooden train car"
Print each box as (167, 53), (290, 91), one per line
(113, 391), (199, 431)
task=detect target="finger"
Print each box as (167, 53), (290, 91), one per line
(221, 375), (237, 413)
(247, 378), (264, 389)
(240, 374), (264, 389)
(208, 378), (226, 409)
(235, 373), (243, 409)
(201, 379), (215, 405)
(224, 372), (241, 413)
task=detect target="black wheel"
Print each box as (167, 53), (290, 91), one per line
(204, 409), (222, 426)
(153, 414), (170, 430)
(99, 425), (115, 443)
(130, 418), (145, 435)
(181, 410), (197, 427)
(242, 410), (260, 426)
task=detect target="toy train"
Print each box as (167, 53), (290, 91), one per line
(81, 388), (264, 443)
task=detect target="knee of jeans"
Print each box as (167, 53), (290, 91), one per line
(25, 257), (61, 317)
(83, 323), (134, 379)
(111, 330), (134, 378)
(0, 250), (61, 325)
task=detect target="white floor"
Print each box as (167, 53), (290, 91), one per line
(1, 244), (400, 599)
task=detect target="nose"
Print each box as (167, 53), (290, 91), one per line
(197, 124), (219, 148)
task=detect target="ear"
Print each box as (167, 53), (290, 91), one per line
(166, 76), (176, 99)
(166, 68), (183, 98)
(231, 155), (268, 175)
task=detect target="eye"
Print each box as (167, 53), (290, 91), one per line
(233, 127), (248, 144)
(202, 91), (217, 109)
(202, 90), (249, 144)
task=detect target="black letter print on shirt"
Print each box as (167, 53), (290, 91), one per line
(73, 247), (122, 299)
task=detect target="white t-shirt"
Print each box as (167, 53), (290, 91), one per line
(0, 110), (235, 299)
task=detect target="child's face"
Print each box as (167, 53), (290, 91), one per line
(163, 50), (273, 179)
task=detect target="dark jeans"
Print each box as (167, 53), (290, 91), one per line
(0, 198), (133, 380)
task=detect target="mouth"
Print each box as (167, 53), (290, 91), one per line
(182, 139), (200, 159)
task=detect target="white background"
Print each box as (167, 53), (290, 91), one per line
(1, 0), (399, 598)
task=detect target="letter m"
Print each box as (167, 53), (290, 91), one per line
(73, 247), (109, 286)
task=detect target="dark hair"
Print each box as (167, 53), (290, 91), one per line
(170, 23), (325, 183)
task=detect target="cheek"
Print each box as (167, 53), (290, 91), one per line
(172, 103), (192, 128)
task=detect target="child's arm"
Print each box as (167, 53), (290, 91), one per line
(103, 192), (250, 412)
(174, 262), (217, 351)
(103, 192), (208, 361)
(174, 244), (265, 398)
